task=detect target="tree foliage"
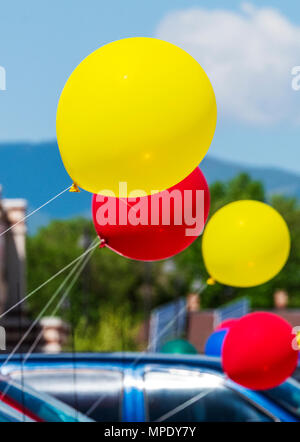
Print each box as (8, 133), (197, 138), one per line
(26, 173), (300, 350)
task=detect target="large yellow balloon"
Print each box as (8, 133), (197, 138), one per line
(202, 200), (290, 287)
(56, 37), (217, 196)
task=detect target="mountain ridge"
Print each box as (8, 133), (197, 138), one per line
(0, 141), (299, 232)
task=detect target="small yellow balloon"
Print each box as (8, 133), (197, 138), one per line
(202, 200), (290, 287)
(56, 37), (217, 196)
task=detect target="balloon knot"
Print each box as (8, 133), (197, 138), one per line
(70, 182), (80, 193)
(207, 277), (216, 286)
(99, 239), (106, 249)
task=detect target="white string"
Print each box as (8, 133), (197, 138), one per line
(155, 389), (212, 422)
(19, 244), (98, 421)
(0, 241), (100, 321)
(23, 239), (98, 364)
(0, 238), (99, 372)
(0, 238), (99, 402)
(0, 186), (71, 238)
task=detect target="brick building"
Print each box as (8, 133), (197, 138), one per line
(142, 293), (300, 354)
(0, 188), (69, 353)
(0, 188), (27, 314)
(187, 308), (300, 353)
(0, 188), (43, 351)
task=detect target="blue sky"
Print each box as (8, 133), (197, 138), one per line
(1, 0), (300, 173)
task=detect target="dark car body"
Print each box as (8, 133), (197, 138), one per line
(0, 353), (299, 422)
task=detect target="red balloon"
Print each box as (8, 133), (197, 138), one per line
(222, 312), (298, 390)
(215, 319), (238, 331)
(92, 167), (210, 261)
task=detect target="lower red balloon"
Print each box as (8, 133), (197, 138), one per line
(92, 167), (210, 261)
(222, 312), (298, 390)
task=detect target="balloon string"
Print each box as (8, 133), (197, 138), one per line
(22, 243), (97, 365)
(0, 237), (99, 372)
(0, 239), (99, 404)
(0, 241), (100, 320)
(155, 389), (213, 422)
(0, 185), (71, 238)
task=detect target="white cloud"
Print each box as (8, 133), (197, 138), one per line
(156, 3), (300, 125)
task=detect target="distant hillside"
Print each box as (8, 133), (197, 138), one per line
(0, 141), (300, 233)
(201, 156), (300, 198)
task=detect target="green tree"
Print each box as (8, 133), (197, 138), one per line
(26, 173), (300, 351)
(174, 173), (300, 309)
(74, 302), (141, 352)
(26, 218), (180, 350)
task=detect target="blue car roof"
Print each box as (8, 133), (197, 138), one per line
(0, 352), (221, 363)
(0, 352), (223, 370)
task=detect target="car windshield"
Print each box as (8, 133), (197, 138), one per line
(262, 378), (300, 418)
(0, 375), (93, 422)
(145, 368), (274, 422)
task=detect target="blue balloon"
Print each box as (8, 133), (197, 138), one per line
(204, 329), (228, 357)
